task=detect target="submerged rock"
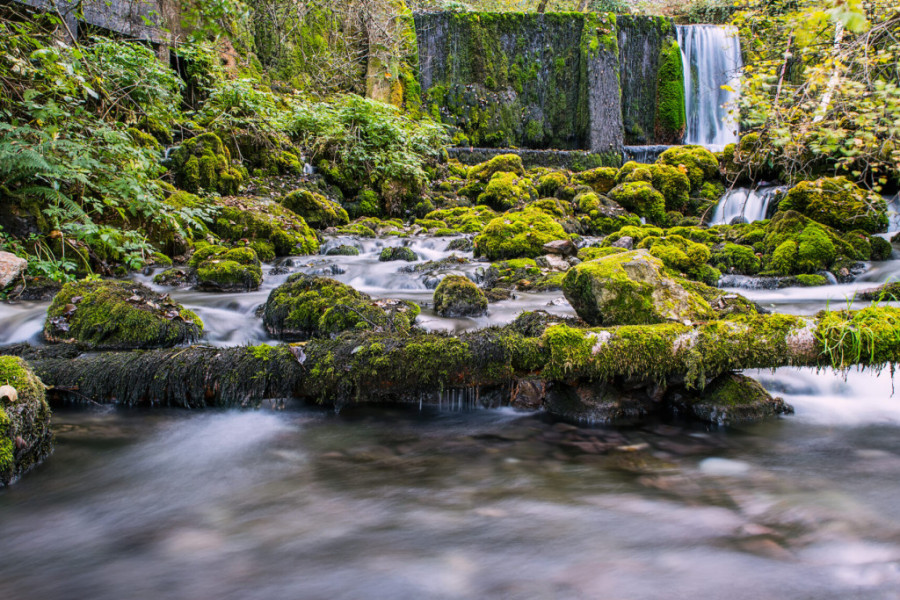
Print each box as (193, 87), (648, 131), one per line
(544, 380), (659, 425)
(44, 280), (203, 349)
(0, 356), (52, 486)
(562, 249), (714, 326)
(379, 246), (417, 262)
(433, 275), (488, 318)
(263, 274), (419, 340)
(673, 372), (793, 426)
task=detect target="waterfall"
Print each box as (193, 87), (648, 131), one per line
(710, 186), (785, 225)
(677, 25), (742, 150)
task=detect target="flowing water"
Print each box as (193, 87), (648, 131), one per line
(709, 185), (785, 225)
(5, 231), (900, 597)
(677, 25), (743, 150)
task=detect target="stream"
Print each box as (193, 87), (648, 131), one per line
(3, 232), (900, 599)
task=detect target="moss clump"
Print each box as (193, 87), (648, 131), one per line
(467, 154), (526, 182)
(433, 274), (488, 318)
(711, 242), (761, 275)
(171, 132), (243, 195)
(537, 171), (570, 197)
(762, 211), (843, 275)
(575, 166), (618, 194)
(0, 356), (52, 486)
(658, 145), (719, 190)
(778, 177), (888, 234)
(263, 274), (419, 340)
(578, 246), (626, 261)
(562, 249), (714, 326)
(648, 164), (691, 212)
(210, 196), (320, 255)
(379, 246), (417, 262)
(474, 208), (570, 260)
(195, 246), (263, 291)
(44, 280), (203, 349)
(655, 39), (686, 144)
(477, 171), (536, 211)
(280, 189), (350, 229)
(608, 181), (667, 224)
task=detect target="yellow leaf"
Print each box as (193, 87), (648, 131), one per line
(721, 84), (735, 93)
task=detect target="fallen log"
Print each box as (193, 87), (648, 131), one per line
(3, 307), (898, 413)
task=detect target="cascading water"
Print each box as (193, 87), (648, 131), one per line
(710, 185), (786, 225)
(677, 25), (743, 150)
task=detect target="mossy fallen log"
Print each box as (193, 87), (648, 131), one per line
(4, 307), (900, 411)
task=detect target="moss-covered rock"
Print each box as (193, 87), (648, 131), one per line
(658, 145), (719, 190)
(433, 275), (488, 318)
(171, 132), (243, 195)
(711, 242), (761, 275)
(379, 246), (417, 262)
(263, 274), (419, 340)
(280, 189), (350, 229)
(477, 171), (536, 211)
(562, 249), (714, 326)
(467, 154), (526, 182)
(575, 166), (618, 194)
(44, 280), (203, 349)
(537, 171), (570, 197)
(677, 372), (792, 426)
(193, 246), (263, 291)
(762, 211), (845, 275)
(778, 177), (888, 234)
(649, 163), (691, 212)
(210, 196), (319, 256)
(608, 181), (667, 224)
(637, 234), (720, 285)
(474, 208), (571, 260)
(0, 356), (52, 486)
(325, 245), (361, 256)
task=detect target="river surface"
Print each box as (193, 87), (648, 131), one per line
(4, 234), (900, 598)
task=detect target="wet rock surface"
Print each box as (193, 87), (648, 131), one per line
(0, 356), (52, 486)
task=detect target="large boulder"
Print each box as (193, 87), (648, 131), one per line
(778, 176), (888, 234)
(657, 145), (719, 190)
(263, 274), (419, 340)
(210, 196), (320, 256)
(433, 275), (488, 318)
(0, 356), (52, 486)
(562, 249), (714, 326)
(44, 280), (203, 349)
(474, 209), (570, 260)
(280, 189), (350, 229)
(608, 181), (667, 224)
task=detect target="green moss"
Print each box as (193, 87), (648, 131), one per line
(637, 234), (718, 284)
(474, 208), (570, 260)
(467, 154), (526, 182)
(655, 39), (686, 144)
(657, 145), (719, 190)
(0, 356), (51, 483)
(44, 280), (203, 349)
(280, 189), (350, 229)
(779, 177), (888, 234)
(422, 206), (497, 234)
(477, 171), (535, 211)
(537, 171), (570, 197)
(795, 274), (828, 286)
(433, 275), (488, 317)
(578, 246), (626, 261)
(711, 242), (761, 275)
(649, 164), (691, 212)
(263, 274), (419, 340)
(171, 132), (243, 195)
(325, 245), (361, 256)
(608, 181), (667, 224)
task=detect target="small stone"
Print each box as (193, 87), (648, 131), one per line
(611, 236), (634, 250)
(542, 239), (577, 257)
(0, 251), (27, 289)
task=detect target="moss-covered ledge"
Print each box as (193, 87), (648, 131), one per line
(5, 307), (900, 411)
